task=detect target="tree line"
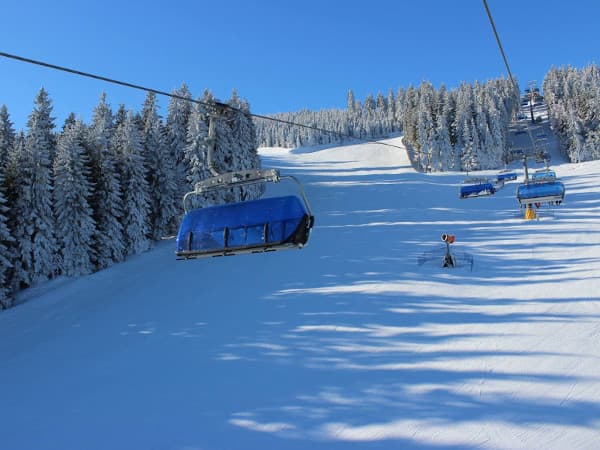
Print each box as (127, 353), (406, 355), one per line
(255, 78), (520, 172)
(0, 86), (260, 309)
(543, 63), (600, 163)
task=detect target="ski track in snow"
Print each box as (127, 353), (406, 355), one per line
(2, 135), (600, 450)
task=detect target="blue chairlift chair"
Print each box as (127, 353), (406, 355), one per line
(516, 180), (565, 207)
(175, 109), (314, 259)
(497, 170), (517, 183)
(176, 168), (314, 259)
(459, 178), (496, 199)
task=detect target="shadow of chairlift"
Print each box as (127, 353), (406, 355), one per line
(175, 108), (315, 259)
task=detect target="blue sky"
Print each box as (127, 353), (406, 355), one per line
(1, 0), (598, 130)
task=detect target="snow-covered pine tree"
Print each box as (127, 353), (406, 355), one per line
(62, 112), (77, 132)
(485, 94), (506, 168)
(567, 102), (585, 163)
(210, 106), (237, 204)
(113, 111), (151, 256)
(435, 85), (454, 170)
(114, 104), (127, 128)
(402, 85), (419, 144)
(394, 87), (406, 131)
(25, 88), (57, 283)
(0, 170), (13, 308)
(376, 92), (387, 114)
(5, 133), (32, 291)
(53, 121), (96, 276)
(460, 118), (476, 172)
(416, 103), (434, 172)
(0, 106), (15, 307)
(227, 90), (262, 201)
(165, 83), (192, 230)
(183, 93), (211, 208)
(347, 89), (356, 114)
(363, 94), (375, 116)
(139, 92), (177, 240)
(386, 89), (396, 133)
(435, 113), (454, 171)
(0, 105), (15, 167)
(87, 93), (125, 268)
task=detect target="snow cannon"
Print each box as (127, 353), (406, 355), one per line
(441, 234), (456, 268)
(417, 233), (473, 270)
(441, 233), (455, 244)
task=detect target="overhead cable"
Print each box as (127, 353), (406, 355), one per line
(0, 51), (404, 150)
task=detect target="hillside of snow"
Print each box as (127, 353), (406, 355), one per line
(1, 136), (600, 450)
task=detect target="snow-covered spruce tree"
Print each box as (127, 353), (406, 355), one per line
(0, 107), (15, 307)
(394, 87), (407, 131)
(460, 118), (477, 172)
(226, 90), (262, 201)
(402, 85), (419, 144)
(87, 94), (125, 268)
(0, 106), (16, 297)
(25, 88), (57, 283)
(114, 104), (127, 128)
(437, 85), (459, 170)
(62, 112), (77, 132)
(415, 82), (437, 171)
(183, 93), (211, 209)
(0, 105), (15, 167)
(139, 92), (177, 240)
(113, 111), (151, 256)
(211, 108), (238, 204)
(5, 133), (32, 291)
(53, 121), (96, 276)
(346, 89), (356, 114)
(386, 89), (396, 132)
(0, 172), (13, 309)
(0, 177), (14, 309)
(165, 83), (192, 230)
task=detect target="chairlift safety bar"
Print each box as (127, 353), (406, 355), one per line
(182, 169), (313, 218)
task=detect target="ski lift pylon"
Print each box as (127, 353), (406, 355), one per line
(176, 109), (314, 259)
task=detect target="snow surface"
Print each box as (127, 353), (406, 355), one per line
(2, 137), (600, 450)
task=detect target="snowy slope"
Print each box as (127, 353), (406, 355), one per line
(2, 137), (600, 450)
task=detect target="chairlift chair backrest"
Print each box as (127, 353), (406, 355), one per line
(516, 180), (565, 206)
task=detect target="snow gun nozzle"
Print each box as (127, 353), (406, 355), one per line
(441, 234), (455, 244)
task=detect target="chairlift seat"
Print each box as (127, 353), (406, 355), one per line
(517, 181), (565, 205)
(460, 179), (495, 198)
(497, 171), (517, 182)
(176, 195), (313, 258)
(532, 170), (556, 182)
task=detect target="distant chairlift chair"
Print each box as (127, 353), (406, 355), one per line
(497, 170), (517, 183)
(459, 178), (496, 199)
(176, 110), (314, 259)
(516, 157), (565, 219)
